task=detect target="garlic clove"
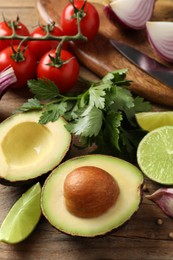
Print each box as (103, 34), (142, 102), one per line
(146, 188), (173, 218)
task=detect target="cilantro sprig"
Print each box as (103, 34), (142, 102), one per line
(18, 69), (151, 161)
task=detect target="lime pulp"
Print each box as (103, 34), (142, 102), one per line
(135, 111), (173, 131)
(137, 126), (173, 185)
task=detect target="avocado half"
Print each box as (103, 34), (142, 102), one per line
(0, 111), (71, 185)
(41, 154), (144, 237)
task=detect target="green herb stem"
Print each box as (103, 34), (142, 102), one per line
(17, 70), (151, 162)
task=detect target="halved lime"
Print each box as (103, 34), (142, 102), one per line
(0, 182), (41, 244)
(137, 126), (173, 185)
(135, 111), (173, 131)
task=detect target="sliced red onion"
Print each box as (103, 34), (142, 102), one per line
(104, 0), (155, 30)
(0, 66), (17, 99)
(146, 21), (173, 62)
(146, 188), (173, 218)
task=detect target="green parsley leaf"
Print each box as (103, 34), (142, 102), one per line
(104, 111), (123, 150)
(66, 107), (103, 137)
(120, 96), (151, 126)
(109, 86), (134, 111)
(102, 69), (131, 86)
(39, 102), (68, 124)
(28, 78), (59, 100)
(133, 96), (151, 112)
(18, 70), (151, 162)
(17, 98), (43, 112)
(120, 128), (147, 161)
(89, 83), (111, 109)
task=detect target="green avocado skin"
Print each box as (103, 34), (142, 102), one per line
(0, 172), (47, 187)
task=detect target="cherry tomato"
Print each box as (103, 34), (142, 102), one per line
(0, 45), (37, 88)
(0, 17), (30, 51)
(61, 0), (100, 41)
(37, 49), (79, 93)
(28, 23), (68, 61)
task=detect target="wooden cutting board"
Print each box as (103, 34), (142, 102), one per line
(2, 2), (173, 259)
(37, 0), (173, 107)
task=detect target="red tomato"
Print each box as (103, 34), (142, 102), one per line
(37, 49), (79, 93)
(61, 0), (100, 41)
(0, 18), (30, 51)
(0, 45), (37, 88)
(28, 23), (68, 61)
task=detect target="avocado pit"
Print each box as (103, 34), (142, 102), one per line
(41, 154), (144, 237)
(63, 166), (120, 218)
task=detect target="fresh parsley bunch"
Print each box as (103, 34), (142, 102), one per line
(18, 69), (151, 161)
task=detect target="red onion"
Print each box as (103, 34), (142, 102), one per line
(146, 21), (173, 62)
(0, 66), (17, 99)
(104, 0), (155, 30)
(146, 188), (173, 218)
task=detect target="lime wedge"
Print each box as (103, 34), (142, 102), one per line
(137, 126), (173, 185)
(135, 111), (173, 131)
(0, 182), (41, 244)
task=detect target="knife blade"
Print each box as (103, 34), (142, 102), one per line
(110, 39), (173, 89)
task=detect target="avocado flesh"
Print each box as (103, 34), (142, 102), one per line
(41, 154), (143, 237)
(0, 111), (71, 183)
(2, 122), (52, 166)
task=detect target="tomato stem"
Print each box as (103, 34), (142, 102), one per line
(47, 8), (86, 68)
(0, 2), (88, 72)
(69, 0), (87, 20)
(0, 15), (87, 43)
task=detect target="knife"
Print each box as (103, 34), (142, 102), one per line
(110, 39), (173, 89)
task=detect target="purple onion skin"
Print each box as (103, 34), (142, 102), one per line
(104, 4), (153, 31)
(146, 31), (173, 63)
(104, 5), (134, 30)
(0, 66), (17, 99)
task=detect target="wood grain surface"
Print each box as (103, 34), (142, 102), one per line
(37, 0), (173, 107)
(1, 1), (173, 260)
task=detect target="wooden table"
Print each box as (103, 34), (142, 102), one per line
(0, 1), (173, 259)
